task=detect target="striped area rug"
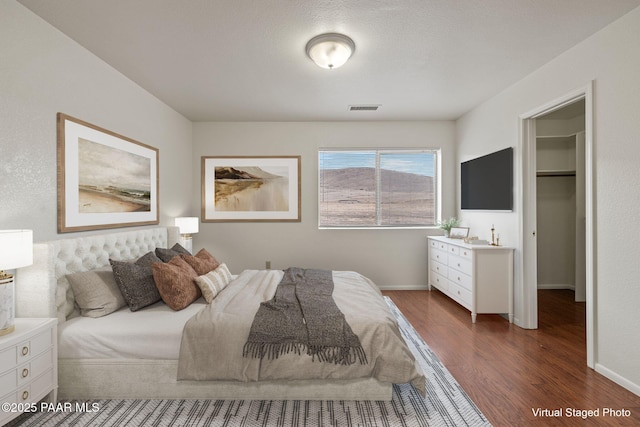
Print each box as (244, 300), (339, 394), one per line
(10, 298), (490, 427)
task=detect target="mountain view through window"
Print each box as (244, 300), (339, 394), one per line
(319, 150), (438, 227)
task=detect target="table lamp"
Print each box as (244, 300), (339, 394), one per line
(174, 217), (199, 253)
(0, 230), (33, 336)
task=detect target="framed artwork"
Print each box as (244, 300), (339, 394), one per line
(449, 226), (470, 239)
(202, 156), (301, 222)
(57, 113), (159, 233)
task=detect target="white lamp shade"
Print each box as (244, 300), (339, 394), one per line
(175, 217), (199, 235)
(306, 33), (355, 69)
(0, 230), (33, 270)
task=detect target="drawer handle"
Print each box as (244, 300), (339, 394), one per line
(457, 263), (461, 267)
(22, 368), (29, 378)
(22, 390), (29, 400)
(21, 346), (29, 356)
(457, 290), (461, 295)
(463, 251), (468, 256)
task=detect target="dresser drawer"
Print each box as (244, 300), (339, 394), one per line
(449, 281), (472, 309)
(448, 267), (472, 291)
(448, 254), (472, 276)
(458, 246), (472, 259)
(430, 271), (448, 292)
(447, 245), (459, 256)
(430, 248), (447, 264)
(430, 259), (447, 276)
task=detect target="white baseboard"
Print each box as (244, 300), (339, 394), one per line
(537, 283), (575, 290)
(377, 284), (429, 291)
(595, 363), (640, 397)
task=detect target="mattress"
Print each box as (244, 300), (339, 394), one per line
(58, 298), (207, 359)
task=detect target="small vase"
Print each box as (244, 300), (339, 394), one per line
(443, 230), (449, 238)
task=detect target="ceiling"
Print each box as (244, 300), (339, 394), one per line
(18, 0), (640, 122)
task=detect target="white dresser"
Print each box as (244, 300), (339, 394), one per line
(428, 236), (514, 323)
(0, 318), (57, 425)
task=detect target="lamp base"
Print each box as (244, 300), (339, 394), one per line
(0, 324), (15, 336)
(180, 235), (193, 253)
(0, 275), (15, 336)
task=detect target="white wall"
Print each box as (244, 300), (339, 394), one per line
(0, 1), (193, 242)
(457, 6), (640, 394)
(192, 121), (456, 289)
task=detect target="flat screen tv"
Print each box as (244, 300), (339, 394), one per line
(461, 147), (513, 211)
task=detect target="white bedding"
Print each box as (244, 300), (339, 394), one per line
(58, 298), (207, 359)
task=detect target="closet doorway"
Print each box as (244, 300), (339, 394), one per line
(536, 99), (586, 303)
(520, 82), (594, 368)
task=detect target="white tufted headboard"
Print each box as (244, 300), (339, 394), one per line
(15, 227), (179, 322)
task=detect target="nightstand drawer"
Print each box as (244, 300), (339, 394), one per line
(17, 349), (52, 386)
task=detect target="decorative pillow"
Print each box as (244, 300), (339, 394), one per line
(155, 243), (191, 262)
(195, 263), (233, 303)
(66, 267), (126, 318)
(110, 252), (163, 311)
(180, 248), (220, 276)
(152, 256), (201, 311)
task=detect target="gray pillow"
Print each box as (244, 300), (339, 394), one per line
(67, 267), (126, 318)
(155, 243), (191, 262)
(110, 252), (163, 311)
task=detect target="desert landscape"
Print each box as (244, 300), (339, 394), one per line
(214, 166), (289, 212)
(319, 167), (435, 226)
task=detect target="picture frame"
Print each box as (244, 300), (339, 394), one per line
(57, 113), (159, 233)
(449, 226), (470, 239)
(202, 156), (301, 222)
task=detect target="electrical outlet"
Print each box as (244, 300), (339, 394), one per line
(265, 261), (271, 270)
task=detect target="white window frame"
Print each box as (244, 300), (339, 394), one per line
(318, 148), (441, 229)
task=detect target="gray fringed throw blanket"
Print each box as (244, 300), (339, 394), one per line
(243, 267), (367, 365)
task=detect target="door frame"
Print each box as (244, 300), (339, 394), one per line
(519, 81), (595, 368)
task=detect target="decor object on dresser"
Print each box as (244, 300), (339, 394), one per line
(202, 156), (301, 222)
(174, 217), (199, 252)
(449, 226), (470, 239)
(57, 113), (159, 232)
(0, 318), (57, 426)
(0, 230), (33, 336)
(306, 33), (355, 69)
(437, 217), (460, 237)
(428, 236), (514, 323)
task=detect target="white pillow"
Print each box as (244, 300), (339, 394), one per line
(194, 263), (233, 303)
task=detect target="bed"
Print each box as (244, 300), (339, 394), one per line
(15, 226), (425, 401)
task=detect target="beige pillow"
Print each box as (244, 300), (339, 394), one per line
(195, 263), (233, 303)
(67, 267), (126, 318)
(152, 256), (200, 311)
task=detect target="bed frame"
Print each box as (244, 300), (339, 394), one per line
(15, 226), (391, 400)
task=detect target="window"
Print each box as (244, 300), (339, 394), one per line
(318, 149), (439, 227)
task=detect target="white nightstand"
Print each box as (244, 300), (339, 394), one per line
(0, 318), (58, 425)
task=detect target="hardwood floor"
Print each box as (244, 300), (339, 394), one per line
(382, 289), (640, 426)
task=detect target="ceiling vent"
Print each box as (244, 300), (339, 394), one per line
(348, 104), (380, 111)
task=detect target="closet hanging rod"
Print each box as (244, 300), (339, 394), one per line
(536, 170), (576, 177)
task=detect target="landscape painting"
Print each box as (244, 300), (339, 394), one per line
(78, 138), (151, 213)
(57, 113), (159, 232)
(202, 156), (301, 222)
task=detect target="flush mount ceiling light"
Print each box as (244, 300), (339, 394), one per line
(305, 33), (355, 69)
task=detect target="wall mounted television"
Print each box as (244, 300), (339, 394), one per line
(461, 147), (513, 211)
